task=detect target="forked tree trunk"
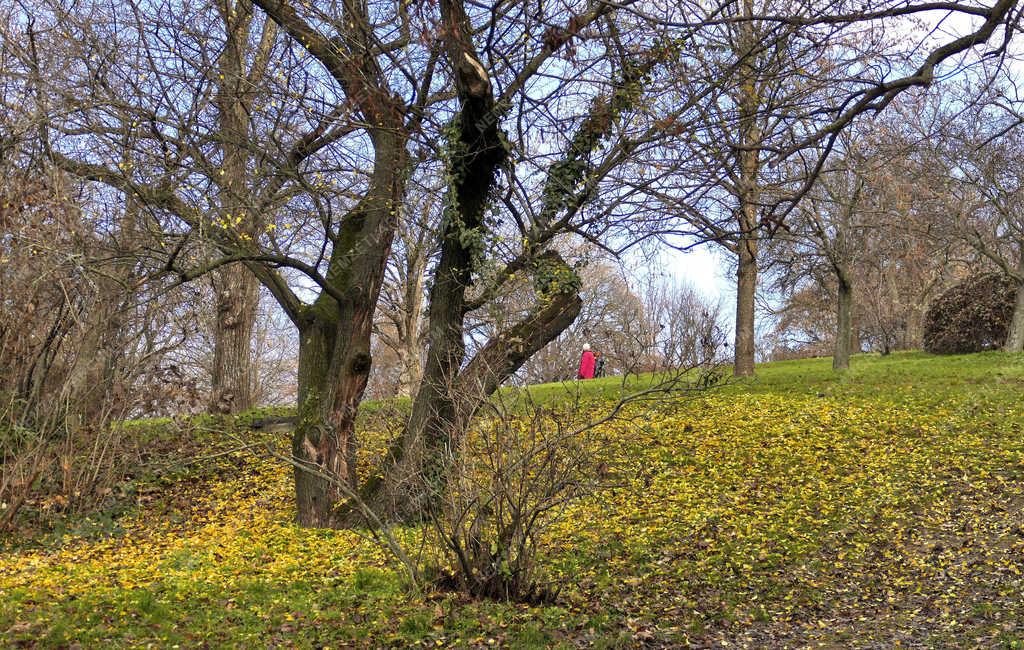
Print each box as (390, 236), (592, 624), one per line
(833, 273), (854, 370)
(350, 186), (481, 522)
(351, 270), (582, 524)
(209, 265), (259, 413)
(339, 0), (510, 524)
(1003, 280), (1024, 353)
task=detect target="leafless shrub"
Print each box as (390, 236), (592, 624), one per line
(429, 395), (595, 602)
(0, 169), (201, 533)
(412, 353), (726, 602)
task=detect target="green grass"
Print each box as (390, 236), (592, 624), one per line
(2, 351), (1023, 647)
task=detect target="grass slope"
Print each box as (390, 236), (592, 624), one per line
(2, 352), (1023, 648)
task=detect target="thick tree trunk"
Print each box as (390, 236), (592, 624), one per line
(1003, 280), (1024, 353)
(732, 2), (761, 379)
(833, 273), (854, 370)
(208, 3), (264, 414)
(292, 316), (341, 527)
(291, 243), (388, 528)
(351, 272), (582, 524)
(292, 306), (374, 528)
(209, 265), (259, 413)
(285, 118), (406, 527)
(734, 235), (758, 377)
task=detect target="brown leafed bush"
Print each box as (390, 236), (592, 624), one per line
(923, 274), (1016, 354)
(0, 168), (204, 534)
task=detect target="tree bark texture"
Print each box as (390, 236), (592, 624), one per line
(732, 0), (761, 379)
(207, 0), (272, 413)
(209, 265), (259, 413)
(833, 272), (854, 370)
(1003, 280), (1024, 353)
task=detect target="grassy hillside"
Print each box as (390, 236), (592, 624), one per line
(2, 352), (1023, 648)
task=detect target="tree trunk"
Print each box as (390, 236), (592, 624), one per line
(292, 315), (338, 527)
(208, 2), (263, 414)
(732, 0), (761, 379)
(833, 272), (854, 370)
(1003, 280), (1024, 353)
(290, 314), (349, 527)
(288, 128), (406, 524)
(237, 0), (411, 525)
(396, 254), (426, 396)
(209, 265), (259, 413)
(396, 346), (423, 397)
(351, 265), (582, 524)
(734, 235), (758, 377)
(292, 265), (384, 527)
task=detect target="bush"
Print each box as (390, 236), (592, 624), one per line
(923, 274), (1017, 354)
(429, 395), (596, 603)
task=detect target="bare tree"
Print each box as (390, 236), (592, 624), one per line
(372, 190), (437, 397)
(654, 0), (850, 377)
(769, 130), (888, 369)
(765, 99), (970, 362)
(642, 276), (727, 370)
(12, 0), (424, 526)
(0, 165), (203, 530)
(7, 0), (1021, 529)
(933, 90), (1024, 351)
(640, 0), (1018, 372)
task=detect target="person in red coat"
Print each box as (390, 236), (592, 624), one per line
(577, 343), (596, 379)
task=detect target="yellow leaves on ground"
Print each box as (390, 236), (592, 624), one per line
(1, 353), (1023, 647)
(0, 455), (388, 607)
(543, 386), (1024, 646)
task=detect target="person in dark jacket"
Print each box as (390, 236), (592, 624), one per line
(593, 350), (605, 378)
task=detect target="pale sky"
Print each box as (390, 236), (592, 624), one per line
(667, 245), (732, 304)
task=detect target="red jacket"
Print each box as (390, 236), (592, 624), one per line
(578, 350), (595, 379)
